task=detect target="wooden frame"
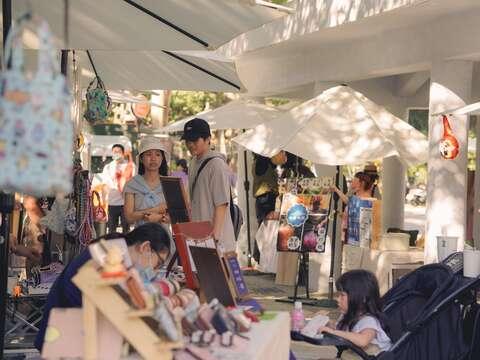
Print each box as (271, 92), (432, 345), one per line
(72, 261), (181, 360)
(171, 221), (214, 290)
(159, 176), (190, 224)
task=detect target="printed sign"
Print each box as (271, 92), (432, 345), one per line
(347, 196), (382, 248)
(224, 253), (249, 299)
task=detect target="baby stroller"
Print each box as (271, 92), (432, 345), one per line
(292, 263), (480, 360)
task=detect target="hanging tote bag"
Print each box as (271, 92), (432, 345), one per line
(84, 76), (111, 123)
(0, 17), (73, 196)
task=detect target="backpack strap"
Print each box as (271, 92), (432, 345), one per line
(191, 157), (219, 195)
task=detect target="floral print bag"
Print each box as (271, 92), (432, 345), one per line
(0, 16), (73, 196)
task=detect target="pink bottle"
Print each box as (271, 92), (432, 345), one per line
(291, 301), (305, 331)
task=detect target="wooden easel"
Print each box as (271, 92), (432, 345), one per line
(73, 261), (181, 360)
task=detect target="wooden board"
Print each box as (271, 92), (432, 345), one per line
(275, 252), (299, 286)
(160, 176), (190, 224)
(189, 246), (236, 307)
(73, 261), (175, 360)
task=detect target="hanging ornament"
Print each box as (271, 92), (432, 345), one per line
(439, 115), (459, 160)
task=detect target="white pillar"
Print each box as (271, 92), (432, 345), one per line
(426, 60), (473, 263)
(382, 156), (405, 231)
(474, 118), (480, 249)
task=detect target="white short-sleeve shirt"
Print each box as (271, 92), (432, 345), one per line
(351, 315), (392, 352)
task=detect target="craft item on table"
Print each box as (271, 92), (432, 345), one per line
(0, 15), (73, 196)
(101, 245), (127, 278)
(126, 273), (147, 309)
(243, 310), (259, 323)
(84, 75), (111, 123)
(301, 314), (329, 338)
(153, 300), (181, 342)
(277, 190), (331, 253)
(229, 310), (252, 332)
(211, 304), (237, 335)
(439, 115), (460, 160)
(195, 304), (215, 331)
(220, 331), (234, 347)
(89, 238), (132, 268)
(169, 266), (186, 283)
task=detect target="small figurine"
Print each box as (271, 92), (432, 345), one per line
(101, 245), (127, 278)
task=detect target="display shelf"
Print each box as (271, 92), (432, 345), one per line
(73, 261), (180, 360)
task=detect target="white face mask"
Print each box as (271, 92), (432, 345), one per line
(112, 153), (123, 161)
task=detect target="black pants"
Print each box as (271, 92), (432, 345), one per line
(108, 205), (128, 234)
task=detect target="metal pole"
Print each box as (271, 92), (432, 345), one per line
(328, 165), (341, 301)
(243, 150), (252, 267)
(0, 1), (13, 357)
(61, 50), (68, 75)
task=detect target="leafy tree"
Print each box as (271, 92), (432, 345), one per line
(168, 91), (230, 123)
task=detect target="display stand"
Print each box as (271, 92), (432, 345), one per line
(72, 261), (181, 360)
(275, 169), (341, 308)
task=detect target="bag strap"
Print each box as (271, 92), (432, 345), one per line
(191, 157), (217, 196)
(191, 157), (235, 212)
(2, 14), (59, 76)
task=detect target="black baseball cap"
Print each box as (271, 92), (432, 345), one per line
(181, 118), (211, 141)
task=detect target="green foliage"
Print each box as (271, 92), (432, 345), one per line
(168, 91), (230, 123)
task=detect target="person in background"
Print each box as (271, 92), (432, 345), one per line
(182, 118), (236, 253)
(227, 157), (238, 189)
(171, 159), (189, 189)
(101, 144), (135, 233)
(34, 223), (171, 352)
(332, 172), (376, 204)
(363, 163), (382, 200)
(9, 196), (49, 274)
(252, 151), (287, 263)
(124, 136), (170, 228)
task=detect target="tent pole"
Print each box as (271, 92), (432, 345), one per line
(121, 0), (209, 48)
(243, 150), (252, 267)
(0, 2), (14, 357)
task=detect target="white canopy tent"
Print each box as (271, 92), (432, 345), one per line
(432, 101), (480, 116)
(10, 0), (285, 51)
(232, 85), (428, 167)
(159, 99), (280, 132)
(6, 0), (285, 91)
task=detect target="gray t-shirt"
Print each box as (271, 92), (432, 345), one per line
(351, 315), (392, 352)
(188, 151), (236, 253)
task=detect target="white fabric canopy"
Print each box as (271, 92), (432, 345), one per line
(232, 86), (428, 166)
(159, 99), (280, 132)
(11, 0), (284, 51)
(432, 101), (480, 116)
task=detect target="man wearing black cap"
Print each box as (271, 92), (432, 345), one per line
(182, 118), (236, 253)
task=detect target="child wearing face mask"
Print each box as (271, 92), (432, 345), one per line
(34, 222), (171, 352)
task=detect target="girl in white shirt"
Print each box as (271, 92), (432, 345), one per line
(318, 270), (392, 354)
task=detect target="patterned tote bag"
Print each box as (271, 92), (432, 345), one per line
(0, 16), (73, 196)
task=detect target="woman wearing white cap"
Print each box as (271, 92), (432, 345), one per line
(123, 136), (170, 227)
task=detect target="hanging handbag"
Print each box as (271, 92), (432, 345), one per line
(0, 16), (73, 196)
(92, 190), (107, 223)
(84, 76), (111, 123)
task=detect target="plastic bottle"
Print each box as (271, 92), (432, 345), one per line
(291, 301), (305, 331)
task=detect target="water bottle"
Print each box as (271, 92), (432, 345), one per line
(291, 301), (305, 331)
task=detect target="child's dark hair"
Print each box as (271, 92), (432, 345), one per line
(138, 150), (169, 176)
(336, 270), (388, 333)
